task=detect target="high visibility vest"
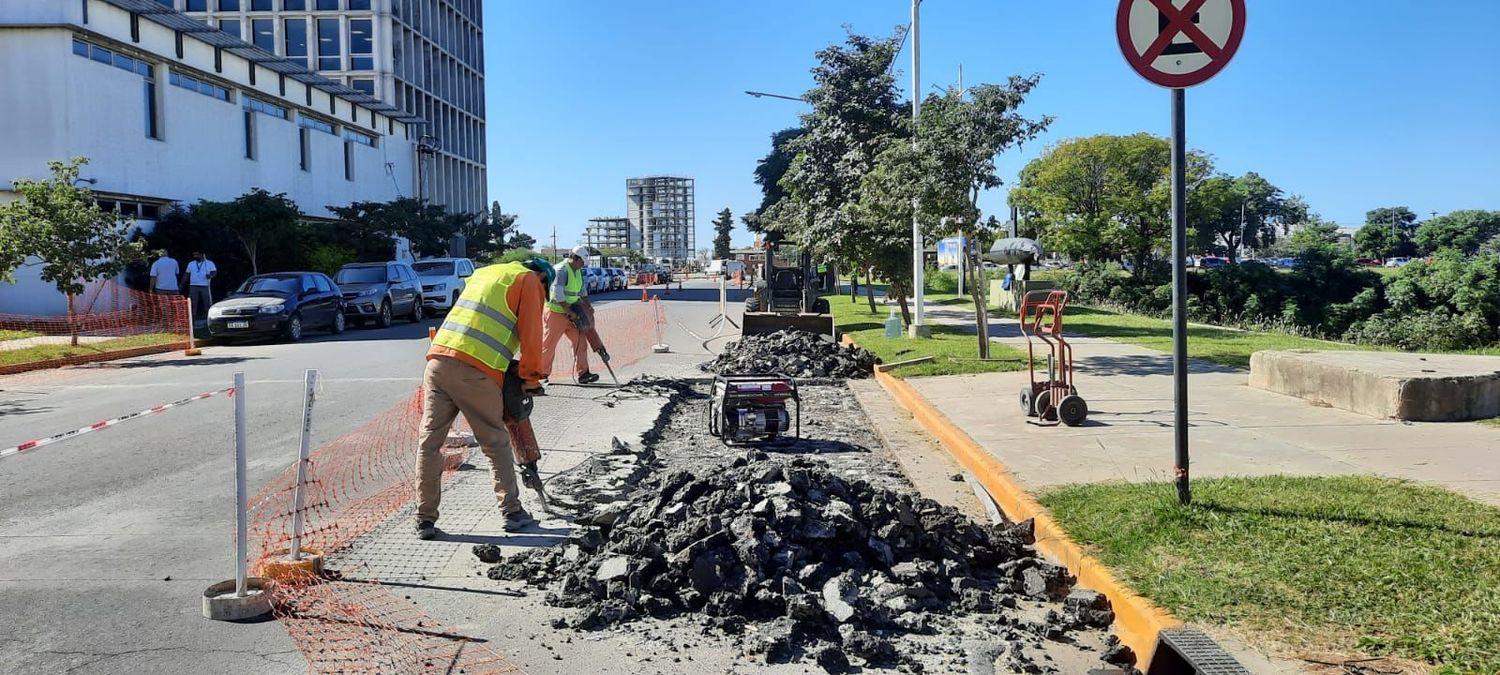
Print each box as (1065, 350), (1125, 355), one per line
(546, 264), (582, 314)
(432, 262), (525, 373)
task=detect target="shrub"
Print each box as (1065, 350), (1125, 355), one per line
(1346, 309), (1496, 352)
(306, 244), (355, 278)
(925, 270), (960, 294)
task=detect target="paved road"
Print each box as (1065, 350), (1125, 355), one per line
(0, 279), (748, 674)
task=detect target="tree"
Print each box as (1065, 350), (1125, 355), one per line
(507, 230), (536, 251)
(1366, 206), (1420, 236)
(712, 208), (734, 260)
(0, 157), (144, 344)
(193, 188), (300, 275)
(462, 201), (518, 261)
(744, 127), (807, 233)
(624, 249), (648, 267)
(326, 198), (461, 261)
(1414, 210), (1500, 256)
(1354, 222), (1410, 261)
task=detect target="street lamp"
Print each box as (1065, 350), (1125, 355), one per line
(744, 90), (809, 103)
(908, 0), (929, 338)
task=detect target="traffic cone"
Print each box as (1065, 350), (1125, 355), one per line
(640, 286), (649, 302)
(428, 326), (437, 340)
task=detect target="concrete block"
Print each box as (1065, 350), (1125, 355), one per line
(1249, 350), (1500, 422)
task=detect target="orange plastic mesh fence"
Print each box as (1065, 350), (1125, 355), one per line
(247, 390), (519, 673)
(0, 280), (191, 375)
(566, 297), (668, 377)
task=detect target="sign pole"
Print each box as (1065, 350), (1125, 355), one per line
(1170, 87), (1191, 506)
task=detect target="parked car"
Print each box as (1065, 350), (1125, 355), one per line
(582, 267), (604, 293)
(1355, 258), (1382, 267)
(1240, 258), (1270, 269)
(1275, 257), (1301, 269)
(1196, 256), (1229, 269)
(412, 257), (476, 312)
(608, 267), (627, 290)
(1384, 257), (1412, 268)
(335, 261), (424, 328)
(207, 272), (344, 342)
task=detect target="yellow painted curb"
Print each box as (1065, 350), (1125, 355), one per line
(848, 336), (1180, 668)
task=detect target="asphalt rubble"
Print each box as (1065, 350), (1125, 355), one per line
(701, 329), (879, 379)
(477, 376), (1139, 674)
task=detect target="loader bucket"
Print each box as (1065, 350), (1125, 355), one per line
(742, 312), (836, 339)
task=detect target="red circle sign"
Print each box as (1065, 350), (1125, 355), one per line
(1117, 0), (1245, 88)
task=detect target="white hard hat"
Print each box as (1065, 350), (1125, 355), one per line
(570, 245), (590, 260)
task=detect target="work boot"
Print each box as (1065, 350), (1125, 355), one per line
(502, 509), (536, 532)
(578, 372), (600, 385)
(415, 520), (436, 540)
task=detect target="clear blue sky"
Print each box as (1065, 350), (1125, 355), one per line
(485, 1), (1500, 250)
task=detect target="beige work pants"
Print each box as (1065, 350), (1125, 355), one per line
(415, 357), (521, 523)
(541, 309), (589, 378)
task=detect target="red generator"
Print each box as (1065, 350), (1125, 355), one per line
(1019, 290), (1088, 426)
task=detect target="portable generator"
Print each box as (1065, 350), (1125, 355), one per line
(708, 374), (801, 444)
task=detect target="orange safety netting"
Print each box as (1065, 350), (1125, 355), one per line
(0, 280), (191, 375)
(565, 297), (668, 377)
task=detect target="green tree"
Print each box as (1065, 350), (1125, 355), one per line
(744, 127), (806, 233)
(497, 248), (539, 264)
(1414, 210), (1500, 255)
(326, 198), (461, 261)
(508, 230), (536, 252)
(463, 201), (518, 261)
(712, 208), (734, 260)
(1366, 206), (1420, 236)
(624, 249), (648, 268)
(1354, 222), (1411, 261)
(0, 158), (144, 344)
(193, 188), (301, 275)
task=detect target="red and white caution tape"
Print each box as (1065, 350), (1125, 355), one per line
(0, 386), (235, 459)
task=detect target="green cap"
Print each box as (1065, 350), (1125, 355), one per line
(525, 257), (556, 287)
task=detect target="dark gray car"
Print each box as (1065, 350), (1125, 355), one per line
(335, 261), (424, 328)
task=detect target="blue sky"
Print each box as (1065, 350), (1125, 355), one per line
(485, 1), (1500, 249)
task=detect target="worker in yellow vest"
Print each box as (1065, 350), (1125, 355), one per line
(415, 257), (553, 540)
(542, 245), (598, 384)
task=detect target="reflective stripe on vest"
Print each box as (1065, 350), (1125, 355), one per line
(546, 264), (583, 314)
(432, 262), (525, 373)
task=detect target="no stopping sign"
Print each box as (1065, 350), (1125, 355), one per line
(1117, 0), (1245, 88)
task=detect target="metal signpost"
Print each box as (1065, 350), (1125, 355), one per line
(1117, 0), (1245, 505)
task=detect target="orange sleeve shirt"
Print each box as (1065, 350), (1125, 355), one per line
(427, 270), (547, 387)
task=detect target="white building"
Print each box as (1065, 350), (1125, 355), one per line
(0, 0), (420, 314)
(175, 0), (487, 216)
(627, 176), (695, 264)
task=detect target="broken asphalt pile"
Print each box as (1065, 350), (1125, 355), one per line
(487, 454), (1131, 673)
(700, 329), (878, 379)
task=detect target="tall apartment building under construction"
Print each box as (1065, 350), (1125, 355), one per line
(627, 176), (694, 263)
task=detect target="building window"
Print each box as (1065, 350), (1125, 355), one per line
(169, 70), (231, 101)
(283, 18), (308, 68)
(298, 114), (335, 135)
(186, 0), (207, 10)
(218, 0), (239, 10)
(144, 65), (159, 140)
(343, 141), (354, 181)
(350, 78), (374, 96)
(219, 19), (241, 40)
(245, 96), (288, 119)
(299, 128), (311, 171)
(316, 0), (339, 10)
(349, 0), (370, 10)
(343, 128), (375, 147)
(251, 0), (272, 10)
(348, 19), (373, 70)
(283, 0), (306, 9)
(316, 18), (340, 70)
(243, 111), (256, 160)
(250, 19), (274, 52)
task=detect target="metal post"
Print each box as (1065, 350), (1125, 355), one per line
(289, 369), (318, 561)
(909, 0), (927, 338)
(233, 371), (249, 597)
(1170, 88), (1191, 506)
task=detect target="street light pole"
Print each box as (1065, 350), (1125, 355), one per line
(909, 0), (929, 338)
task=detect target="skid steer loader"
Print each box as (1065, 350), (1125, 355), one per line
(742, 234), (835, 338)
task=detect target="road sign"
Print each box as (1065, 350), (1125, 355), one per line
(1117, 0), (1245, 88)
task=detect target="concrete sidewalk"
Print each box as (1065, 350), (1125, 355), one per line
(909, 303), (1500, 507)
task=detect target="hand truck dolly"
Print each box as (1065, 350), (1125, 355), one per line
(1019, 289), (1088, 426)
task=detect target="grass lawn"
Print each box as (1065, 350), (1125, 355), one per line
(0, 329), (42, 342)
(1060, 305), (1377, 369)
(1479, 418), (1500, 429)
(0, 332), (181, 367)
(1040, 476), (1500, 674)
(830, 293), (1026, 378)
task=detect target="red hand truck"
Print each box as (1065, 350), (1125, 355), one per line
(1019, 290), (1088, 426)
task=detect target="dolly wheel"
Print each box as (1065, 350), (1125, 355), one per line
(1057, 394), (1088, 427)
(1019, 387), (1036, 417)
(1034, 390), (1055, 422)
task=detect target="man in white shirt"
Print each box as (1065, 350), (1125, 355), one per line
(148, 249), (179, 295)
(183, 251), (217, 319)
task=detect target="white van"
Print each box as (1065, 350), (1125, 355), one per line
(705, 259), (745, 278)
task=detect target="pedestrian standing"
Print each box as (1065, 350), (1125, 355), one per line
(148, 249), (180, 295)
(415, 258), (553, 540)
(183, 251), (216, 319)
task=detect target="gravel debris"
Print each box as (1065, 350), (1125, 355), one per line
(701, 329), (879, 379)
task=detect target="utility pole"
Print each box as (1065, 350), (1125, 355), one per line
(909, 0), (929, 338)
(552, 225), (558, 263)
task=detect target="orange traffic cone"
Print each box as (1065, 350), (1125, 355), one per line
(640, 286), (649, 302)
(428, 326), (436, 340)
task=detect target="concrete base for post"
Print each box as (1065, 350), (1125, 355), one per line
(256, 548), (324, 584)
(202, 577), (274, 621)
(652, 344), (671, 353)
(907, 324), (931, 339)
